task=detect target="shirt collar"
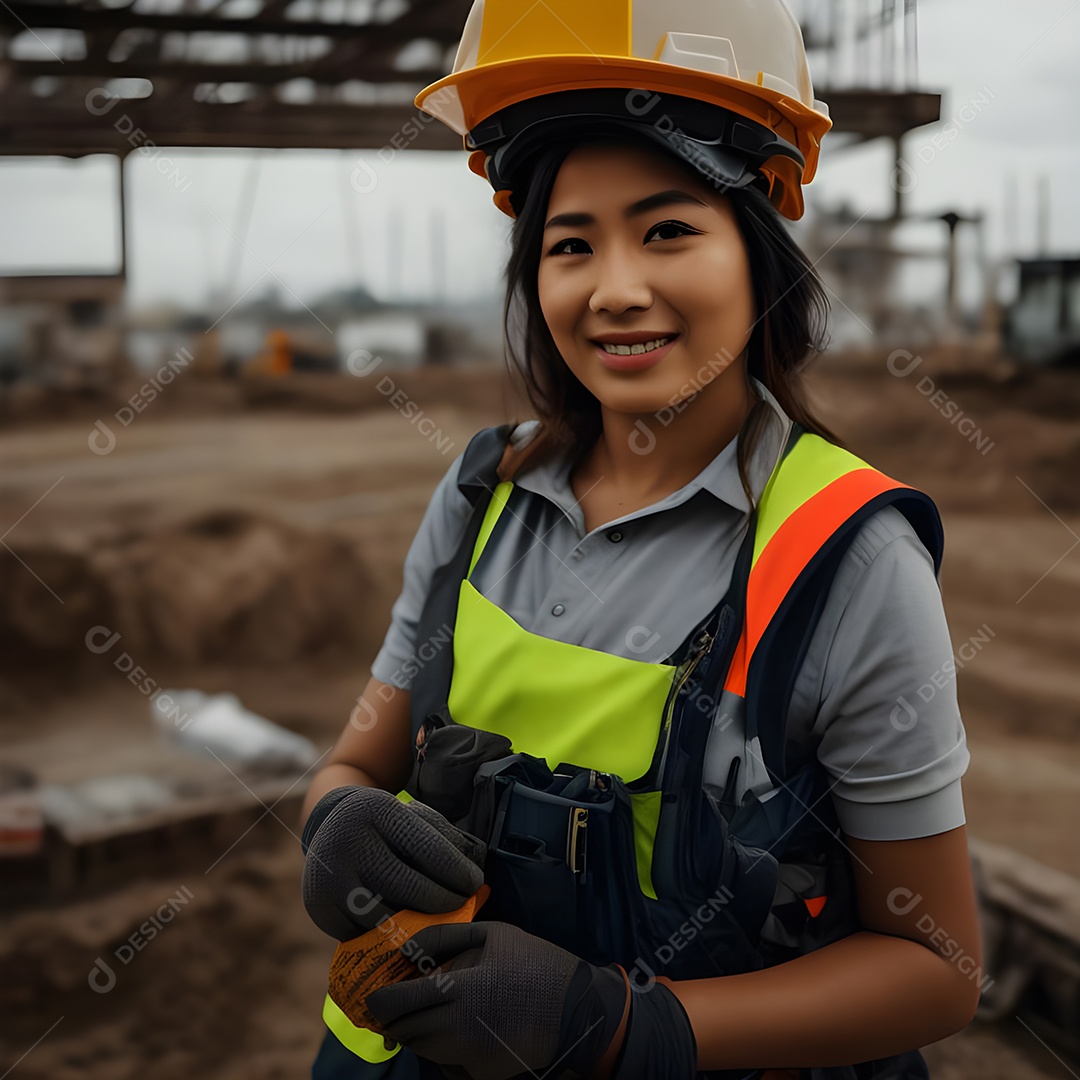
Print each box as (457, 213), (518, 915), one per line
(511, 377), (794, 529)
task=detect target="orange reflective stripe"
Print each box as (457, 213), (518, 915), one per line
(724, 469), (910, 696)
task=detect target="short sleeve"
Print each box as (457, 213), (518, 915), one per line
(790, 506), (971, 841)
(369, 447), (472, 691)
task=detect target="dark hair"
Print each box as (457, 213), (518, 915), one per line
(500, 132), (841, 505)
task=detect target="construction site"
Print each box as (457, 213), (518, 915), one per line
(2, 0), (1079, 1077)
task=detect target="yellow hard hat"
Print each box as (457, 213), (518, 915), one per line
(414, 0), (832, 221)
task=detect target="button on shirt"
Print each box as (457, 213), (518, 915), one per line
(371, 380), (970, 841)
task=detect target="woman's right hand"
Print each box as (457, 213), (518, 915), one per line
(301, 785), (487, 940)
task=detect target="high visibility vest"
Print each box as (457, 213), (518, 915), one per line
(319, 423), (942, 1079)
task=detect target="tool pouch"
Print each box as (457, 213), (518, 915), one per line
(469, 754), (642, 968)
(404, 706), (647, 966)
(405, 699), (776, 977)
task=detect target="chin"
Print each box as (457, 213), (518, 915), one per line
(589, 382), (686, 419)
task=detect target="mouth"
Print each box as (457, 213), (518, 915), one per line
(590, 333), (679, 356)
(590, 333), (680, 372)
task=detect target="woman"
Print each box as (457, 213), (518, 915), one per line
(299, 2), (983, 1078)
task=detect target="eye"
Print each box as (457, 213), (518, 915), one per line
(545, 220), (698, 257)
(646, 220), (698, 242)
(547, 237), (591, 256)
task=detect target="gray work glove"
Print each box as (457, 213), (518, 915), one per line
(301, 786), (487, 940)
(365, 921), (699, 1080)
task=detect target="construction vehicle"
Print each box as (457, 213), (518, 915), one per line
(1003, 257), (1080, 366)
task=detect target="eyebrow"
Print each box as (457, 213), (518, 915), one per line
(544, 188), (709, 230)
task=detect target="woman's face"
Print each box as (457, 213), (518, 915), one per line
(537, 142), (755, 418)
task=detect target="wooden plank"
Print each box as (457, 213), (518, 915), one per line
(41, 774), (307, 846)
(970, 836), (1080, 945)
(821, 89), (942, 138)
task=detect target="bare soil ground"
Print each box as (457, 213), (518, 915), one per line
(0, 353), (1077, 1078)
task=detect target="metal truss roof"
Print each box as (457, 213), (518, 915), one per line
(0, 0), (472, 155)
(0, 0), (939, 157)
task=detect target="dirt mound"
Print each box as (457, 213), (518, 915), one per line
(1, 509), (374, 668)
(809, 353), (1080, 514)
(0, 836), (330, 1080)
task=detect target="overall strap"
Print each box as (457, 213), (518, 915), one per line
(746, 484), (943, 783)
(731, 432), (945, 784)
(408, 423), (515, 743)
(657, 425), (803, 805)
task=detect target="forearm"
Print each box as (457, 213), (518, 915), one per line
(299, 762), (380, 824)
(665, 930), (977, 1072)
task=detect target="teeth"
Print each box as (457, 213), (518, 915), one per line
(599, 336), (673, 356)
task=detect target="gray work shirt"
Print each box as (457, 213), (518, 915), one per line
(371, 380), (970, 841)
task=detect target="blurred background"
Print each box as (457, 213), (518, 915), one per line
(1, 0), (1079, 1077)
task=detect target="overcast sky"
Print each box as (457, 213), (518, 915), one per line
(1, 0), (1077, 312)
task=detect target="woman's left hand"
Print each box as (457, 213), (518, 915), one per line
(365, 920), (697, 1080)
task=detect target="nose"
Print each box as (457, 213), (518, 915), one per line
(587, 248), (654, 316)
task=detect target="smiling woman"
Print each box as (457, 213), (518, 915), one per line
(511, 134), (839, 511)
(539, 147), (756, 438)
(297, 2), (983, 1079)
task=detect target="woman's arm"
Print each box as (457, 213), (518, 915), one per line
(661, 823), (983, 1072)
(298, 676), (414, 823)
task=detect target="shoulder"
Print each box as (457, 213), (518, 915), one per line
(811, 503), (942, 663)
(795, 498), (951, 717)
(427, 420), (541, 522)
(841, 503), (936, 576)
(791, 501), (946, 716)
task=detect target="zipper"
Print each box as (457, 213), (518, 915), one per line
(651, 624), (716, 786)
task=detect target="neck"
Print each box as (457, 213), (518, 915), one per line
(586, 373), (757, 500)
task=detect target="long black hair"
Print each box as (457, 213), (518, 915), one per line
(500, 131), (841, 505)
